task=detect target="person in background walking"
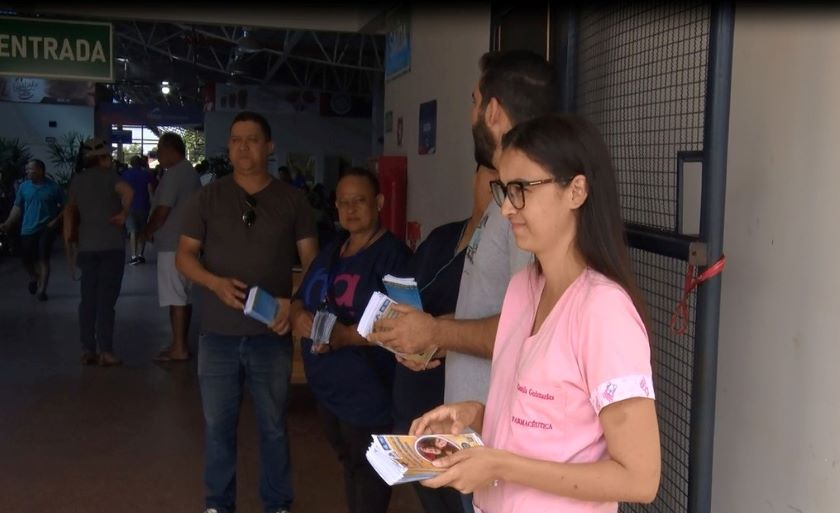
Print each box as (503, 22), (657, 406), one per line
(122, 155), (154, 265)
(0, 159), (64, 301)
(63, 137), (134, 366)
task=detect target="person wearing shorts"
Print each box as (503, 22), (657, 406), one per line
(0, 159), (64, 301)
(142, 132), (200, 362)
(122, 156), (154, 265)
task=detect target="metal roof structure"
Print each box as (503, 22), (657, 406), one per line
(2, 6), (387, 107)
(111, 20), (385, 107)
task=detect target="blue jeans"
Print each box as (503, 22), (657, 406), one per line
(78, 250), (125, 354)
(198, 332), (293, 513)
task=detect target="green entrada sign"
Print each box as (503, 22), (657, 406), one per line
(0, 16), (113, 81)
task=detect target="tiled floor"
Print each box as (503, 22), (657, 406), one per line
(0, 248), (422, 513)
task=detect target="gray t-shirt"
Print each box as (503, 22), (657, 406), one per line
(180, 175), (317, 336)
(445, 201), (532, 404)
(152, 159), (200, 252)
(69, 167), (125, 252)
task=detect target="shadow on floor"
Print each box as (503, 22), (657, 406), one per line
(0, 249), (423, 513)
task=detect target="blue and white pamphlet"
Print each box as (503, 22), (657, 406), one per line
(382, 275), (423, 310)
(358, 276), (437, 367)
(243, 286), (278, 325)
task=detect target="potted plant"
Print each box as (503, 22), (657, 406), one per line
(47, 131), (88, 189)
(0, 137), (32, 258)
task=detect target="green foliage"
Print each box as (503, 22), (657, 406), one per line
(156, 126), (205, 164)
(122, 143), (143, 161)
(47, 131), (87, 188)
(182, 129), (205, 164)
(0, 137), (32, 193)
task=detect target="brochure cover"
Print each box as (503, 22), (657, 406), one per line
(382, 274), (423, 310)
(357, 291), (438, 367)
(366, 432), (484, 485)
(243, 286), (278, 325)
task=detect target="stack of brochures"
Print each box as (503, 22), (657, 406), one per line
(357, 291), (402, 338)
(357, 275), (438, 366)
(243, 286), (278, 325)
(366, 433), (485, 485)
(310, 310), (338, 344)
(381, 274), (424, 309)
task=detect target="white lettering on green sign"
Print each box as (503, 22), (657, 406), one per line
(0, 34), (106, 63)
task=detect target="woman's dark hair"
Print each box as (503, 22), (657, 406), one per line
(502, 114), (649, 328)
(231, 111), (272, 141)
(338, 166), (380, 196)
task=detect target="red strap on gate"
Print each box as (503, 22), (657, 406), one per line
(669, 255), (726, 336)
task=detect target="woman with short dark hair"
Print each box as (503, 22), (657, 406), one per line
(290, 167), (411, 513)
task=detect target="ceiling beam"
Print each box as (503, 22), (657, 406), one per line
(262, 30), (304, 85)
(172, 23), (383, 72)
(117, 31), (234, 78)
(28, 5), (368, 33)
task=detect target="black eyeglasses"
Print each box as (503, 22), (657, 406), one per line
(242, 195), (257, 227)
(490, 178), (558, 210)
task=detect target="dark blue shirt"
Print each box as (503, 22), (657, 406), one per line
(392, 220), (468, 433)
(295, 230), (411, 427)
(121, 167), (153, 212)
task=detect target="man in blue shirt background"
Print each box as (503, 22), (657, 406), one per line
(0, 159), (65, 301)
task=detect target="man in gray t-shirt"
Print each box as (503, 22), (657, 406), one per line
(176, 111), (318, 513)
(373, 50), (556, 406)
(64, 136), (134, 367)
(445, 200), (531, 403)
(372, 52), (555, 513)
(142, 132), (200, 362)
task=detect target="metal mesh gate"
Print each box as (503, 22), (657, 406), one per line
(573, 3), (714, 513)
(576, 2), (710, 231)
(628, 249), (696, 513)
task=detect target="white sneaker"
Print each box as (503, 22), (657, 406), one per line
(203, 509), (219, 513)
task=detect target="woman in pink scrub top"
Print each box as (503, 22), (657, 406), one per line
(410, 114), (661, 513)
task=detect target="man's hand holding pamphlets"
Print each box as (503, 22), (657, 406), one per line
(243, 286), (291, 336)
(357, 275), (439, 368)
(244, 286), (278, 324)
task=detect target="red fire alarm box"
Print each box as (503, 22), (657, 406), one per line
(377, 156), (407, 241)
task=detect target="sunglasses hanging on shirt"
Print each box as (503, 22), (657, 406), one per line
(242, 194), (257, 227)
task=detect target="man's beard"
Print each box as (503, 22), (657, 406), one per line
(472, 117), (496, 170)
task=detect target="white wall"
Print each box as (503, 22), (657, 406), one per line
(204, 110), (372, 185)
(383, 5), (490, 238)
(0, 102), (93, 174)
(713, 9), (840, 513)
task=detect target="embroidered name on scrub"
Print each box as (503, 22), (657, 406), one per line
(516, 383), (555, 401)
(510, 416), (553, 430)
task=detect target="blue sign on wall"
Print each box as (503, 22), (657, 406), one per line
(111, 129), (132, 144)
(385, 7), (410, 81)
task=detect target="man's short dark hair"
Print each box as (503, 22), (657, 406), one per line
(129, 155), (142, 167)
(478, 50), (557, 125)
(158, 132), (186, 158)
(231, 111), (272, 141)
(27, 159), (46, 173)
